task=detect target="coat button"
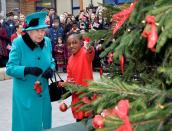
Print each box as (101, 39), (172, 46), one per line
(37, 57), (40, 60)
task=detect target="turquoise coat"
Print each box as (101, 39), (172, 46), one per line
(6, 34), (55, 131)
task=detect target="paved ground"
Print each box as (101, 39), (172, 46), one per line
(0, 72), (100, 131)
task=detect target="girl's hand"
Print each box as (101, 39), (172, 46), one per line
(59, 78), (75, 87)
(67, 78), (75, 84)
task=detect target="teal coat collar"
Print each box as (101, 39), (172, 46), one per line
(22, 33), (45, 50)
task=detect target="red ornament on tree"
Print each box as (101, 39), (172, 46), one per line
(112, 100), (132, 131)
(81, 96), (91, 104)
(142, 15), (158, 52)
(107, 52), (113, 64)
(112, 0), (138, 34)
(92, 115), (104, 129)
(120, 55), (125, 75)
(59, 102), (68, 112)
(115, 122), (132, 131)
(91, 93), (97, 100)
(101, 109), (112, 118)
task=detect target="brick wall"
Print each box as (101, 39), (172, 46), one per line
(6, 0), (36, 16)
(20, 1), (35, 15)
(6, 0), (19, 13)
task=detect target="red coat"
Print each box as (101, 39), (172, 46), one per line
(67, 46), (95, 120)
(11, 33), (18, 42)
(11, 32), (25, 42)
(0, 26), (9, 57)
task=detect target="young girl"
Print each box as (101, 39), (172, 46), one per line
(54, 37), (67, 72)
(65, 33), (95, 121)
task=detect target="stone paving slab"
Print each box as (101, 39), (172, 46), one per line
(0, 72), (100, 131)
(45, 122), (88, 131)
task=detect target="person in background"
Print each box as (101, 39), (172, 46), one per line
(0, 22), (10, 67)
(6, 12), (55, 131)
(11, 23), (24, 42)
(13, 15), (19, 25)
(90, 15), (102, 30)
(69, 22), (80, 34)
(59, 14), (66, 28)
(2, 11), (16, 52)
(54, 37), (67, 72)
(64, 33), (95, 121)
(47, 18), (64, 48)
(19, 14), (27, 28)
(48, 7), (59, 28)
(64, 17), (73, 37)
(2, 11), (16, 39)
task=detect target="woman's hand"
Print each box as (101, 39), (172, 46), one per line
(42, 67), (53, 79)
(24, 67), (43, 76)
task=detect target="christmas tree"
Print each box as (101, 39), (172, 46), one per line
(63, 0), (172, 130)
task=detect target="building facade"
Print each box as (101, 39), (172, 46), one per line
(3, 0), (103, 16)
(0, 0), (6, 16)
(2, 0), (130, 17)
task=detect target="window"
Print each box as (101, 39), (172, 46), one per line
(104, 0), (133, 5)
(0, 0), (1, 12)
(72, 0), (80, 16)
(36, 0), (56, 11)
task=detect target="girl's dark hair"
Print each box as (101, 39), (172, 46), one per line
(65, 17), (73, 24)
(57, 36), (63, 43)
(67, 33), (82, 41)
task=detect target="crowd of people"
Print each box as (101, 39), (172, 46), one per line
(4, 8), (104, 130)
(0, 6), (110, 71)
(0, 4), (114, 131)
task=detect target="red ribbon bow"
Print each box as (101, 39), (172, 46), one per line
(112, 100), (132, 131)
(142, 16), (158, 52)
(112, 0), (138, 34)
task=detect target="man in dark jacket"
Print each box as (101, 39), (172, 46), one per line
(2, 11), (16, 38)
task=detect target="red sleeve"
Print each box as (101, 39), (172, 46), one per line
(11, 33), (17, 42)
(66, 59), (73, 81)
(86, 46), (95, 63)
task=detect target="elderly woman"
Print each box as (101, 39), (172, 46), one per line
(6, 12), (55, 131)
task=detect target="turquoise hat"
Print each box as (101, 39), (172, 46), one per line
(24, 12), (48, 31)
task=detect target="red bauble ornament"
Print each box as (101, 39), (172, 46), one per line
(59, 102), (68, 112)
(91, 93), (97, 100)
(101, 109), (112, 118)
(81, 97), (91, 104)
(92, 115), (104, 129)
(107, 52), (113, 64)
